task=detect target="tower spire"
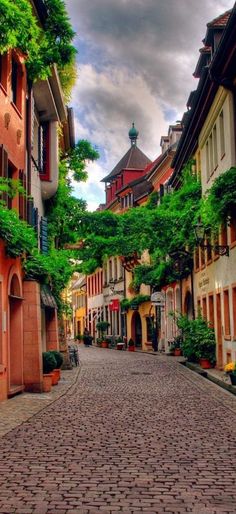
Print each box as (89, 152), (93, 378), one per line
(129, 122), (139, 146)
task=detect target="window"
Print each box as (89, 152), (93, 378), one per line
(232, 287), (236, 338)
(114, 258), (117, 281)
(200, 246), (205, 268)
(223, 289), (230, 337)
(0, 53), (7, 91)
(202, 297), (207, 320)
(219, 110), (225, 158)
(213, 125), (218, 169)
(11, 57), (22, 112)
(206, 141), (210, 180)
(109, 260), (112, 281)
(209, 133), (213, 175)
(221, 224), (228, 247)
(38, 123), (50, 177)
(208, 294), (214, 329)
(230, 214), (236, 244)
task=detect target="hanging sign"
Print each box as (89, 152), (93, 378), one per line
(109, 299), (120, 311)
(151, 292), (165, 305)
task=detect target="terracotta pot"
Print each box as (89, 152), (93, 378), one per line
(43, 374), (53, 392)
(51, 369), (59, 385)
(199, 358), (212, 369)
(101, 341), (109, 348)
(174, 348), (182, 357)
(128, 346), (135, 352)
(54, 369), (61, 382)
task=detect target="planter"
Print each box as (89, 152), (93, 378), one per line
(51, 369), (59, 385)
(199, 358), (212, 369)
(43, 373), (53, 392)
(117, 343), (124, 350)
(174, 348), (182, 357)
(128, 346), (135, 352)
(229, 373), (236, 385)
(54, 368), (61, 382)
(101, 341), (109, 349)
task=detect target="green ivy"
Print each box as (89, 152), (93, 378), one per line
(0, 207), (36, 257)
(0, 0), (76, 84)
(201, 167), (236, 232)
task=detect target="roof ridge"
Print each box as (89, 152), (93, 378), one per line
(207, 9), (232, 28)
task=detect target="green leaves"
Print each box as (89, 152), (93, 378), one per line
(0, 0), (76, 85)
(0, 207), (36, 257)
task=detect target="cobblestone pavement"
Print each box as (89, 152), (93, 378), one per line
(0, 347), (236, 514)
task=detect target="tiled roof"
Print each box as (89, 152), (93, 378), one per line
(207, 10), (232, 28)
(133, 180), (153, 202)
(41, 285), (57, 309)
(101, 145), (151, 182)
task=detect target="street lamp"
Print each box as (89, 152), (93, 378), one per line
(194, 221), (229, 257)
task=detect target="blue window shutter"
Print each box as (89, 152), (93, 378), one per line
(40, 216), (48, 254)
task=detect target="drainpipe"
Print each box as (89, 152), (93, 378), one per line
(26, 81), (32, 202)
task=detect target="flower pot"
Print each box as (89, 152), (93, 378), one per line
(128, 346), (135, 352)
(54, 368), (61, 382)
(174, 348), (182, 357)
(117, 343), (123, 350)
(43, 373), (53, 392)
(51, 369), (59, 385)
(101, 341), (109, 348)
(229, 373), (236, 385)
(199, 358), (212, 369)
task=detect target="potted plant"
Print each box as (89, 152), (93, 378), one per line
(224, 361), (236, 385)
(50, 350), (63, 381)
(75, 334), (84, 343)
(96, 321), (110, 348)
(176, 314), (216, 368)
(128, 338), (135, 352)
(172, 335), (183, 356)
(42, 351), (57, 392)
(116, 337), (124, 350)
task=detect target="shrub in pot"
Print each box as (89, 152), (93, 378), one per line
(176, 314), (216, 367)
(50, 350), (63, 381)
(96, 321), (110, 347)
(42, 352), (57, 392)
(128, 338), (135, 351)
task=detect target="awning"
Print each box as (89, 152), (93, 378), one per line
(41, 285), (57, 309)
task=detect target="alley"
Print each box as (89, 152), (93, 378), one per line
(0, 347), (236, 514)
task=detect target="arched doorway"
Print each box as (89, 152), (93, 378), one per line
(131, 311), (142, 347)
(184, 291), (193, 319)
(8, 272), (23, 394)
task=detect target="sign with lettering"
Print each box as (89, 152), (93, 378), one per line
(151, 292), (165, 305)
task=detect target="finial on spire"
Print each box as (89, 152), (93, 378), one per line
(129, 122), (139, 146)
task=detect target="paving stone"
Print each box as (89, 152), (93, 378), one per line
(0, 347), (236, 513)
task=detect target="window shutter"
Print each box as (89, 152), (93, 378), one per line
(159, 184), (164, 201)
(31, 96), (35, 150)
(38, 126), (44, 172)
(40, 216), (48, 254)
(19, 169), (24, 219)
(27, 197), (34, 225)
(0, 146), (8, 205)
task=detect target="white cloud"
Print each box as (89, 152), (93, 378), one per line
(66, 0), (234, 210)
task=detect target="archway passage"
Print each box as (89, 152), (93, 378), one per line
(9, 273), (23, 395)
(131, 311), (142, 347)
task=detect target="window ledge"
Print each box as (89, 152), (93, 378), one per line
(0, 83), (7, 96)
(224, 335), (231, 341)
(11, 101), (22, 119)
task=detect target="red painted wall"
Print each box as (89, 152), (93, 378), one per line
(0, 50), (26, 171)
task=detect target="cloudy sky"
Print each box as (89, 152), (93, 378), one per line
(65, 0), (234, 210)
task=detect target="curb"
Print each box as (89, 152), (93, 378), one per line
(181, 361), (236, 396)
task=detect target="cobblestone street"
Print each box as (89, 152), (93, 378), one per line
(0, 347), (236, 514)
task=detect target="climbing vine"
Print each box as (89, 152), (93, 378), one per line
(0, 0), (76, 87)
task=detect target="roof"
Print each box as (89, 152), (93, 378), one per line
(133, 180), (153, 202)
(171, 5), (236, 186)
(101, 145), (151, 182)
(41, 285), (57, 309)
(72, 276), (86, 291)
(207, 10), (232, 28)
